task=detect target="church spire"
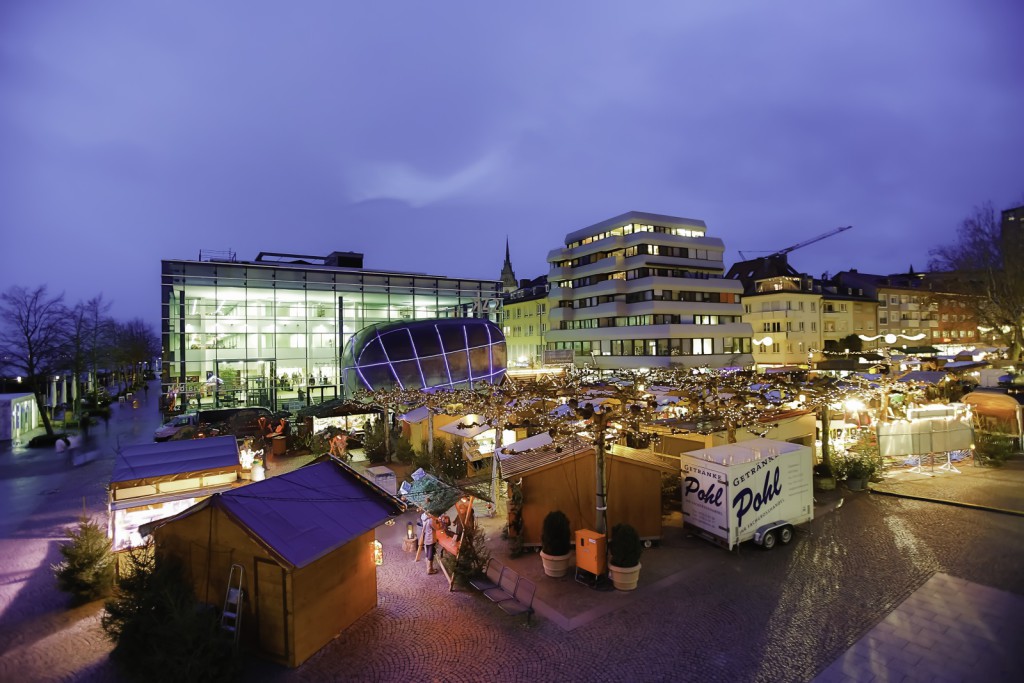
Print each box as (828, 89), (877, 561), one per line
(500, 237), (517, 293)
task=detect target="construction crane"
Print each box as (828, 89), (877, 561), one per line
(739, 225), (853, 260)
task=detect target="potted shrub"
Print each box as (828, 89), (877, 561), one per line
(840, 430), (882, 491)
(839, 453), (877, 491)
(539, 510), (573, 578)
(608, 523), (643, 591)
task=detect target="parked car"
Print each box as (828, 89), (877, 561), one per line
(154, 413), (198, 441)
(155, 407), (276, 442)
(195, 407), (276, 440)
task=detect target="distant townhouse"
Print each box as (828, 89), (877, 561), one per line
(728, 256), (876, 369)
(741, 274), (823, 369)
(832, 270), (983, 352)
(502, 276), (550, 368)
(546, 211), (752, 370)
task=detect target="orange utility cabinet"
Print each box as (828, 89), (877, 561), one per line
(575, 529), (607, 575)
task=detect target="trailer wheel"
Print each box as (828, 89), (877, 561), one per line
(779, 526), (794, 545)
(761, 530), (777, 550)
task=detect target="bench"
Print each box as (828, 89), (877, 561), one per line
(472, 562), (536, 624)
(468, 558), (502, 592)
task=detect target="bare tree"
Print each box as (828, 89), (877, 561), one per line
(0, 286), (67, 435)
(84, 295), (114, 394)
(65, 295), (125, 411)
(110, 318), (160, 388)
(929, 202), (1024, 360)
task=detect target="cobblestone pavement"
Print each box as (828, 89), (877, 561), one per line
(2, 396), (1023, 682)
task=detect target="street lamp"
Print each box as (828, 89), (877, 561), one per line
(752, 336), (773, 372)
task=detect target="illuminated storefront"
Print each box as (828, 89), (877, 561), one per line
(161, 251), (502, 410)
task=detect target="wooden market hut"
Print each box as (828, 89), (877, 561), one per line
(108, 436), (242, 554)
(499, 436), (674, 546)
(146, 458), (406, 667)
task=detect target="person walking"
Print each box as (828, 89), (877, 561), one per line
(422, 510), (438, 575)
(330, 430), (349, 461)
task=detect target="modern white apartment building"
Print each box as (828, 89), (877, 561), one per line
(545, 212), (753, 370)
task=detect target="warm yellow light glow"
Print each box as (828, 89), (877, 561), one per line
(372, 540), (383, 566)
(845, 399), (865, 412)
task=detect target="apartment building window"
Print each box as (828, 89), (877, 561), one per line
(528, 325), (534, 335)
(890, 295), (899, 305)
(693, 338), (714, 355)
(540, 323), (546, 333)
(878, 295), (887, 308)
(811, 302), (816, 311)
(840, 303), (848, 312)
(880, 316), (888, 325)
(811, 322), (817, 332)
(723, 337), (752, 353)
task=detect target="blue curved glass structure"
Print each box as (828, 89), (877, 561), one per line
(341, 318), (506, 396)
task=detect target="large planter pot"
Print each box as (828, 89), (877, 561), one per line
(845, 477), (866, 491)
(608, 562), (641, 591)
(539, 550), (573, 578)
(814, 475), (836, 491)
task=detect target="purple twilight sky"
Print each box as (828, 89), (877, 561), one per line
(2, 1), (1023, 326)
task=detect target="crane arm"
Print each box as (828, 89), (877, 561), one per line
(777, 225), (852, 256)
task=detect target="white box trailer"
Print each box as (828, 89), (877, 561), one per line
(680, 438), (814, 550)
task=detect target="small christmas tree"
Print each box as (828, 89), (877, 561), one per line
(52, 516), (115, 605)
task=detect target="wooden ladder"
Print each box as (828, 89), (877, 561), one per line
(221, 563), (244, 645)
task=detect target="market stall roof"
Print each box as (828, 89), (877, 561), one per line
(942, 360), (989, 371)
(0, 392), (33, 401)
(438, 415), (492, 438)
(297, 398), (382, 419)
(901, 346), (940, 355)
(111, 436), (240, 484)
(607, 443), (678, 471)
(500, 437), (593, 480)
(147, 459), (405, 569)
(399, 406), (430, 423)
(897, 370), (949, 385)
(495, 432), (553, 460)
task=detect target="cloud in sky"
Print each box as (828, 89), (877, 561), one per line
(1, 0), (1022, 323)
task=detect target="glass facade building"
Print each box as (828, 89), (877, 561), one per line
(161, 251), (502, 411)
